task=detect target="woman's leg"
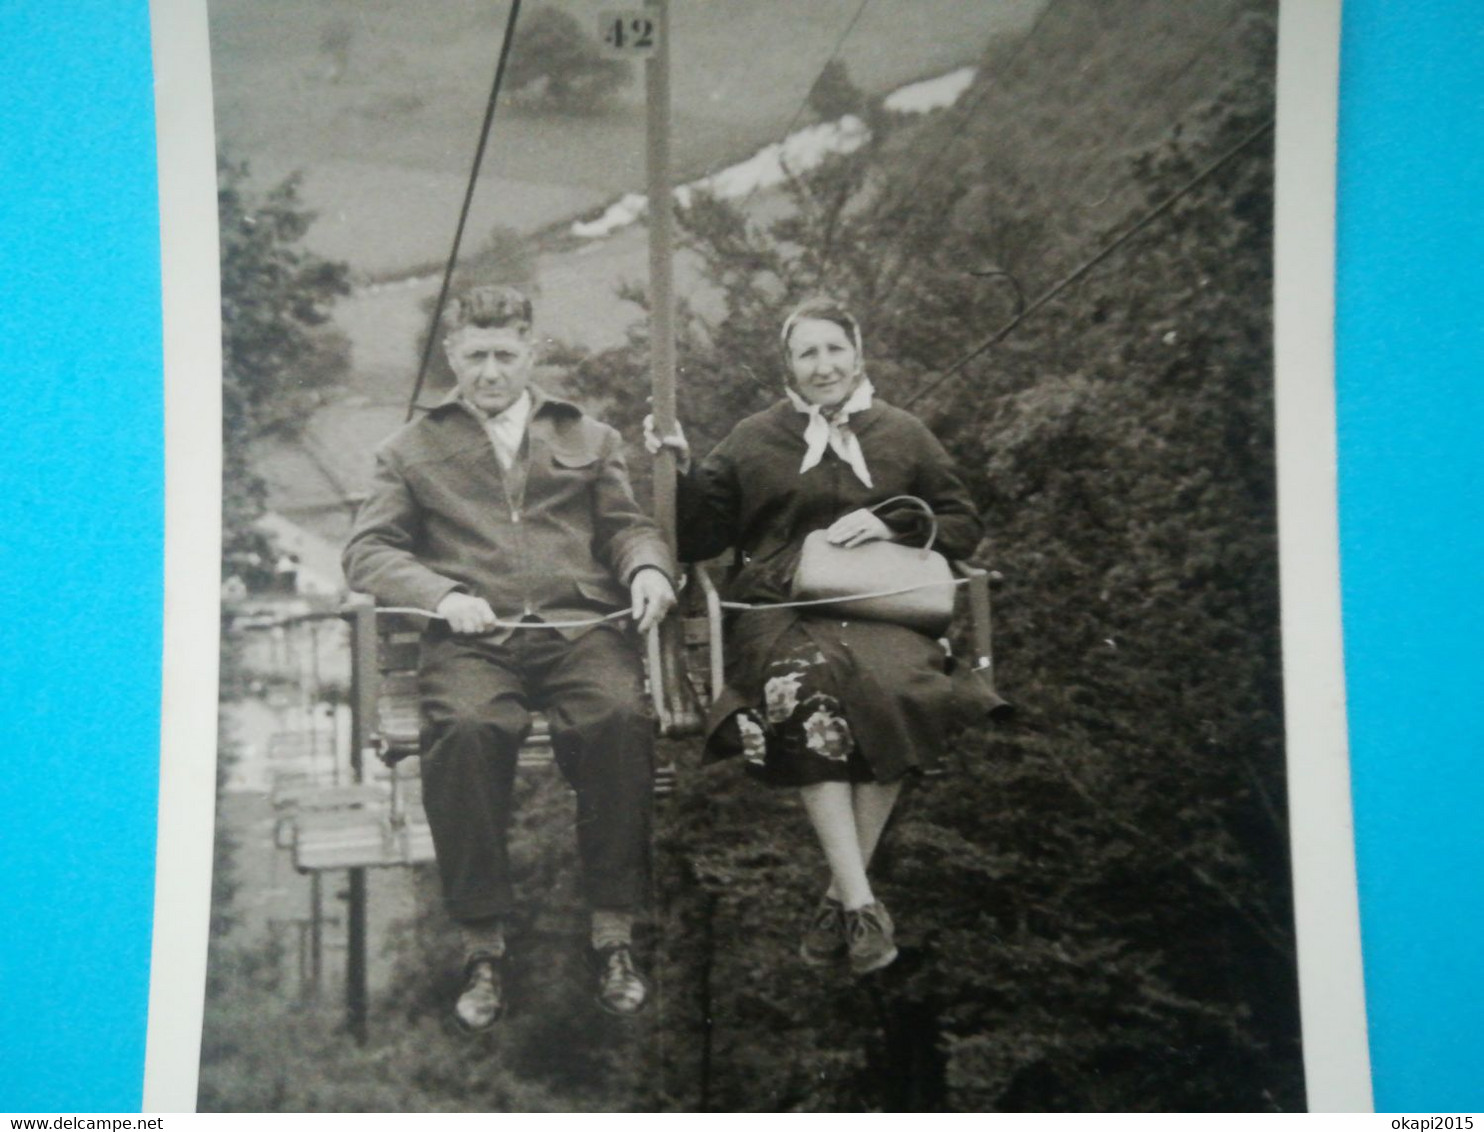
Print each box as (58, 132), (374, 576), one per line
(824, 779), (904, 901)
(854, 779), (905, 868)
(804, 779), (901, 974)
(800, 781), (874, 910)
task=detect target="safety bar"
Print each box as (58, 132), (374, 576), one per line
(953, 563), (1013, 720)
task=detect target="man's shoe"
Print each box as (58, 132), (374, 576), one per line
(454, 953), (505, 1033)
(799, 895), (847, 967)
(594, 944), (649, 1017)
(845, 901), (898, 976)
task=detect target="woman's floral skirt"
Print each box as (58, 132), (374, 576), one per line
(735, 625), (877, 787)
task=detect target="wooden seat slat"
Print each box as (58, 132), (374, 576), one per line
(272, 783), (386, 812)
(293, 810), (436, 871)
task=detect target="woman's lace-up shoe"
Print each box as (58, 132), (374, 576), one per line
(799, 895), (847, 967)
(845, 901), (898, 975)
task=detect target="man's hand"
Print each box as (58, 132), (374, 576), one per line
(826, 508), (894, 548)
(630, 567), (677, 634)
(436, 591), (500, 635)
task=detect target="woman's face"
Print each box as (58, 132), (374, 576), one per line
(785, 317), (863, 409)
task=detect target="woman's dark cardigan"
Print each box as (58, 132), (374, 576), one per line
(676, 397), (985, 778)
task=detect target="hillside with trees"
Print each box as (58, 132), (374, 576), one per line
(203, 0), (1296, 1112)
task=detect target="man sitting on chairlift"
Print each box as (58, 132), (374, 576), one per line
(343, 284), (677, 1027)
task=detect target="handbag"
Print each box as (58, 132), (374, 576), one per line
(790, 495), (957, 635)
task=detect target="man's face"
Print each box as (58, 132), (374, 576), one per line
(445, 324), (534, 416)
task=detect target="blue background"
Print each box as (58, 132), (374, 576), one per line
(1336, 1), (1484, 1115)
(0, 0), (163, 1114)
(0, 0), (1479, 1113)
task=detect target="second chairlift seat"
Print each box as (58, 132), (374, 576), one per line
(365, 562), (727, 770)
(284, 567), (721, 873)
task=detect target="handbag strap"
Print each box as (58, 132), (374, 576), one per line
(868, 494), (938, 552)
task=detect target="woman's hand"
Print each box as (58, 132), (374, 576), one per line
(642, 414), (691, 473)
(826, 508), (894, 548)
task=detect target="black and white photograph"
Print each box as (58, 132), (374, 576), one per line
(190, 0), (1322, 1111)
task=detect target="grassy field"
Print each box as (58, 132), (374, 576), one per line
(209, 0), (1043, 274)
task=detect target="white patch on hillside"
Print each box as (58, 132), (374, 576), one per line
(690, 114), (871, 201)
(572, 116), (870, 238)
(882, 66), (977, 114)
(571, 192), (651, 240)
(571, 65), (979, 241)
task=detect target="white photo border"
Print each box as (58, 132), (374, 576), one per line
(143, 0), (1371, 1110)
(1272, 0), (1373, 1111)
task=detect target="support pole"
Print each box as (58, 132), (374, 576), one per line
(310, 871), (324, 1000)
(646, 0), (677, 532)
(308, 622), (322, 769)
(344, 598), (378, 1044)
(645, 0), (702, 736)
(297, 921), (310, 998)
(346, 869), (368, 1044)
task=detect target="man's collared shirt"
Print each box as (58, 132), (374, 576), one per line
(463, 388), (532, 471)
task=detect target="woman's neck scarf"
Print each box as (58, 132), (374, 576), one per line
(785, 377), (875, 487)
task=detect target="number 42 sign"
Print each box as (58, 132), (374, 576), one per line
(598, 10), (661, 57)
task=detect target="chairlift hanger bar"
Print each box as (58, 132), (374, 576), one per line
(405, 0), (524, 421)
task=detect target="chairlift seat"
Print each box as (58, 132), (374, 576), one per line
(278, 564), (1001, 872)
(272, 781), (386, 851)
(291, 805), (436, 872)
(362, 566), (724, 793)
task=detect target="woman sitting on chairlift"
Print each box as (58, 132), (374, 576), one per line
(647, 296), (984, 976)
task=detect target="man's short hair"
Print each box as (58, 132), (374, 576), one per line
(444, 285), (533, 336)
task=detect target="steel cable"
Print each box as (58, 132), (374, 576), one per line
(405, 0), (524, 420)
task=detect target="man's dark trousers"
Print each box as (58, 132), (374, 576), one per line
(417, 621), (653, 922)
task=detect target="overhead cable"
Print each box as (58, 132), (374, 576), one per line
(903, 116), (1275, 410)
(406, 0), (524, 421)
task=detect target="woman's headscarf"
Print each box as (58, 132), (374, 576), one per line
(780, 297), (875, 487)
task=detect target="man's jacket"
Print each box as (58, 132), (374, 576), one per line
(343, 388), (672, 637)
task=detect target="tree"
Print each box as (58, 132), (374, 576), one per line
(207, 157), (349, 1006)
(506, 6), (633, 115)
(217, 159), (351, 582)
(807, 59), (864, 123)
